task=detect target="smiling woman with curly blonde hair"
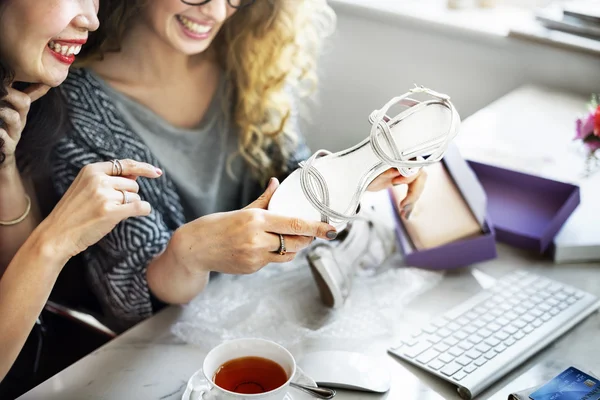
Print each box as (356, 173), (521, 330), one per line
(50, 0), (339, 330)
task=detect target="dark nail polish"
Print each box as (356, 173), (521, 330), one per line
(405, 210), (412, 220)
(326, 230), (337, 240)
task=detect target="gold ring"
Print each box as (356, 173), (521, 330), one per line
(119, 190), (129, 205)
(278, 234), (286, 255)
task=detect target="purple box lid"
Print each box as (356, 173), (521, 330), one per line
(467, 161), (580, 253)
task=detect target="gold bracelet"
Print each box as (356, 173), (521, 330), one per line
(0, 195), (32, 226)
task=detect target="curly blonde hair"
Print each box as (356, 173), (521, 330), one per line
(76, 0), (336, 183)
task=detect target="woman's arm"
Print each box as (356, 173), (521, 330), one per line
(0, 85), (50, 273)
(0, 159), (161, 381)
(0, 162), (40, 273)
(0, 225), (66, 381)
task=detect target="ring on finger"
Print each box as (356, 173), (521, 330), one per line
(277, 234), (287, 256)
(111, 159), (124, 176)
(119, 189), (129, 205)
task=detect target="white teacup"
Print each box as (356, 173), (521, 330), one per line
(191, 338), (296, 400)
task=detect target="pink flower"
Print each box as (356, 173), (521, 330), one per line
(585, 139), (600, 152)
(594, 105), (600, 137)
(575, 112), (595, 140)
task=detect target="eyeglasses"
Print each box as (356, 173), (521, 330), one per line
(180, 0), (256, 8)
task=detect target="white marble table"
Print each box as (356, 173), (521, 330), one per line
(19, 85), (600, 400)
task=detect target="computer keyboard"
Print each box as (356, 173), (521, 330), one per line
(388, 270), (600, 399)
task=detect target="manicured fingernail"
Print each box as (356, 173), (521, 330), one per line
(155, 168), (163, 175)
(326, 230), (337, 240)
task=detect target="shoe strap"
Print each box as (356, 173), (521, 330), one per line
(299, 150), (361, 224)
(369, 85), (459, 174)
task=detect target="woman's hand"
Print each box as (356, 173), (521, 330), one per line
(367, 167), (427, 218)
(0, 84), (51, 166)
(171, 178), (338, 276)
(39, 159), (162, 261)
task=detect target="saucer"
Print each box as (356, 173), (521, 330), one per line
(182, 366), (318, 400)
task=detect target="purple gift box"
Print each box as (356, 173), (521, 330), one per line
(390, 145), (581, 270)
(466, 161), (580, 254)
(390, 145), (497, 270)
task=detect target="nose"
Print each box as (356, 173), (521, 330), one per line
(72, 0), (100, 32)
(199, 0), (228, 23)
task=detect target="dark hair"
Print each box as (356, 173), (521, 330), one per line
(0, 8), (67, 176)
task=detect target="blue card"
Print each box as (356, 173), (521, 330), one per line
(529, 367), (600, 400)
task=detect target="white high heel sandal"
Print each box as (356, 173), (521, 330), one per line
(268, 86), (461, 230)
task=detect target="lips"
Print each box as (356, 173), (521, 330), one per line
(47, 39), (86, 65)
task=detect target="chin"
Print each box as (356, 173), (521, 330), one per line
(42, 69), (70, 87)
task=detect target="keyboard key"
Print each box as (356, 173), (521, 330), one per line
(522, 300), (536, 309)
(523, 326), (534, 334)
(505, 311), (519, 321)
(514, 331), (525, 340)
(555, 292), (568, 301)
(478, 328), (493, 338)
(487, 323), (502, 332)
(504, 325), (519, 335)
(558, 302), (569, 311)
(484, 350), (497, 360)
(538, 303), (552, 312)
(428, 359), (446, 371)
(466, 349), (482, 359)
(456, 317), (470, 326)
(516, 293), (529, 301)
(473, 319), (487, 329)
(495, 331), (510, 341)
(514, 306), (528, 315)
(548, 283), (564, 293)
(530, 295), (544, 304)
(538, 290), (552, 299)
(464, 365), (477, 374)
(475, 343), (491, 353)
(447, 322), (461, 332)
(474, 307), (488, 315)
(403, 342), (432, 358)
(524, 287), (537, 296)
(512, 319), (527, 329)
(411, 329), (423, 338)
(453, 371), (467, 381)
(500, 303), (512, 312)
(532, 319), (543, 328)
(496, 317), (510, 326)
(563, 287), (576, 295)
(465, 311), (479, 320)
(505, 337), (516, 347)
(438, 353), (455, 363)
(474, 357), (488, 367)
(468, 334), (485, 345)
(541, 314), (551, 322)
(417, 349), (441, 364)
(440, 362), (462, 377)
(437, 328), (453, 338)
(449, 347), (465, 357)
(567, 297), (577, 305)
(534, 279), (551, 290)
(575, 291), (585, 300)
(454, 331), (469, 340)
(402, 338), (418, 346)
(482, 314), (495, 323)
(491, 309), (504, 317)
(458, 341), (474, 351)
(508, 298), (520, 306)
(550, 308), (560, 316)
(548, 298), (560, 307)
(521, 314), (536, 323)
(495, 344), (507, 353)
(427, 335), (443, 344)
(530, 308), (544, 318)
(463, 326), (477, 334)
(444, 337), (459, 346)
(455, 355), (472, 366)
(485, 337), (501, 347)
(434, 343), (450, 353)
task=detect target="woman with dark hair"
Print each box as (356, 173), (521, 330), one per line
(0, 0), (163, 382)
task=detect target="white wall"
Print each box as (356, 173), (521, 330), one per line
(303, 6), (600, 152)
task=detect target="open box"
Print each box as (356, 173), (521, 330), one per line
(390, 146), (581, 270)
(389, 145), (497, 270)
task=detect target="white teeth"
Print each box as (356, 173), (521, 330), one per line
(47, 41), (82, 57)
(177, 15), (211, 34)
